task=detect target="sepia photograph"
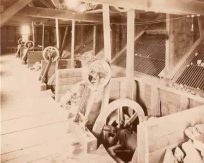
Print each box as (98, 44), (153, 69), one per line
(0, 0), (204, 163)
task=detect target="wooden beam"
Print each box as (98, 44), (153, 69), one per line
(55, 19), (60, 49)
(0, 0), (33, 27)
(71, 20), (75, 68)
(126, 9), (135, 99)
(6, 15), (67, 26)
(103, 4), (111, 62)
(32, 22), (35, 44)
(164, 14), (174, 74)
(126, 10), (135, 80)
(93, 25), (97, 55)
(42, 24), (45, 49)
(198, 17), (204, 38)
(92, 5), (112, 136)
(18, 7), (102, 23)
(81, 0), (204, 15)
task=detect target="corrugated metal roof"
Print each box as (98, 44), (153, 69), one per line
(176, 41), (204, 91)
(114, 33), (166, 77)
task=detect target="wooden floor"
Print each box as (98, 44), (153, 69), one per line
(1, 54), (115, 163)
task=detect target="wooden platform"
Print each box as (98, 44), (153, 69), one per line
(0, 54), (115, 163)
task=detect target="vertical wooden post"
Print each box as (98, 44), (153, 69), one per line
(55, 18), (60, 49)
(32, 21), (35, 44)
(42, 23), (45, 50)
(92, 5), (112, 136)
(102, 4), (111, 108)
(126, 9), (135, 99)
(165, 14), (174, 74)
(71, 20), (75, 67)
(103, 4), (111, 62)
(198, 16), (204, 38)
(93, 25), (97, 55)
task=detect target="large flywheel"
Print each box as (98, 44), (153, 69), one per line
(100, 98), (145, 162)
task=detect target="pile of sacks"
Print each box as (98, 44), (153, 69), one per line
(163, 124), (204, 163)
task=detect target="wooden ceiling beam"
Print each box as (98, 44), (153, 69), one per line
(0, 0), (33, 27)
(38, 0), (55, 8)
(17, 6), (103, 22)
(80, 0), (204, 15)
(4, 15), (101, 27)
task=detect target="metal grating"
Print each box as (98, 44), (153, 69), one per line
(176, 65), (204, 90)
(176, 41), (204, 91)
(115, 33), (166, 77)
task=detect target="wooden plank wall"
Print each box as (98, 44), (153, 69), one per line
(136, 105), (204, 163)
(109, 77), (204, 117)
(27, 51), (43, 67)
(1, 25), (21, 54)
(137, 81), (204, 117)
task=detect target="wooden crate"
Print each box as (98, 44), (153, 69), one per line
(27, 51), (43, 68)
(136, 105), (204, 163)
(55, 59), (82, 102)
(55, 68), (83, 102)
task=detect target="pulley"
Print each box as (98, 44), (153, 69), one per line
(43, 46), (59, 63)
(25, 41), (34, 50)
(18, 38), (26, 46)
(82, 59), (111, 90)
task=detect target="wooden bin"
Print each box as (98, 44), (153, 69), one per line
(55, 59), (82, 102)
(135, 105), (204, 163)
(27, 51), (43, 67)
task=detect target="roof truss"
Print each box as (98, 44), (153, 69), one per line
(0, 0), (33, 27)
(80, 0), (204, 15)
(17, 6), (102, 23)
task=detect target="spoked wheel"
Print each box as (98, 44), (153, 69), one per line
(18, 38), (26, 47)
(25, 41), (34, 50)
(100, 98), (145, 162)
(83, 59), (111, 90)
(43, 46), (59, 63)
